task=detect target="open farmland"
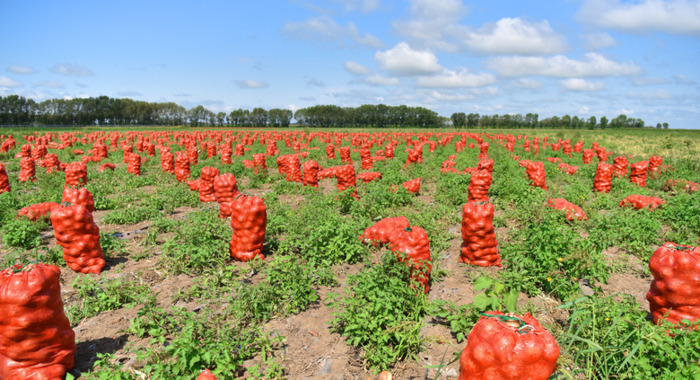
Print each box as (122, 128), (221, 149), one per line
(1, 127), (699, 379)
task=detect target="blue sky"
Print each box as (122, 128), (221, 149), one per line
(1, 0), (699, 128)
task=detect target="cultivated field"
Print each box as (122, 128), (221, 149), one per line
(1, 127), (699, 379)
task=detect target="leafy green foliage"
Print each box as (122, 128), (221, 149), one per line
(558, 295), (700, 379)
(160, 208), (230, 274)
(428, 276), (520, 342)
(67, 275), (153, 325)
(329, 253), (427, 371)
(103, 204), (161, 225)
(1, 217), (44, 250)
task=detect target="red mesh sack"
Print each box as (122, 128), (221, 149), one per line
(220, 145), (232, 164)
(648, 155), (663, 177)
(229, 194), (267, 262)
(546, 157), (562, 164)
(596, 148), (609, 162)
(460, 201), (500, 267)
(186, 179), (201, 191)
(18, 202), (60, 222)
(546, 198), (587, 221)
(187, 146), (198, 165)
(339, 146), (352, 164)
(384, 144), (394, 159)
(234, 144), (245, 156)
(197, 369), (217, 380)
(0, 263), (76, 380)
(526, 161), (547, 190)
(302, 160), (321, 188)
(360, 149), (373, 170)
(266, 142), (277, 157)
(468, 170), (492, 202)
(404, 148), (421, 168)
(358, 216), (411, 247)
(442, 160), (456, 169)
(558, 163), (578, 175)
(358, 171), (382, 183)
(458, 312), (560, 380)
(64, 162), (88, 188)
(326, 144), (336, 159)
(43, 153), (61, 174)
(19, 157), (36, 183)
(285, 155), (302, 183)
(98, 163), (116, 173)
(478, 159), (494, 173)
(50, 204), (105, 274)
(320, 165), (357, 197)
(613, 156), (629, 178)
(663, 179), (700, 193)
(198, 167), (219, 203)
(397, 178), (421, 195)
(0, 163), (10, 194)
(646, 242), (700, 326)
(127, 153), (141, 176)
(175, 151), (190, 182)
(62, 187), (95, 213)
(161, 150), (175, 174)
(214, 173), (239, 218)
(629, 161), (648, 187)
(574, 141), (584, 153)
(619, 195), (665, 211)
(388, 226), (432, 294)
(592, 162), (613, 193)
(582, 149), (594, 164)
(252, 153), (267, 174)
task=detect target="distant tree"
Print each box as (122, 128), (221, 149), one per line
(663, 122), (669, 129)
(587, 116), (597, 129)
(451, 112), (466, 128)
(599, 116), (608, 129)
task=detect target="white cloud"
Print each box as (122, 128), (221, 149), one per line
(632, 76), (669, 86)
(560, 78), (605, 91)
(364, 74), (400, 86)
(36, 81), (64, 88)
(428, 90), (475, 101)
(673, 74), (697, 85)
(512, 78), (542, 89)
(375, 42), (442, 76)
(471, 87), (499, 96)
(50, 64), (94, 76)
(464, 18), (567, 55)
(582, 32), (618, 50)
(578, 106), (591, 114)
(416, 68), (496, 88)
(234, 80), (268, 89)
(305, 77), (326, 87)
(578, 0), (700, 35)
(392, 0), (468, 52)
(284, 15), (383, 48)
(7, 65), (35, 74)
(336, 0), (381, 13)
(344, 61), (371, 75)
(0, 76), (23, 87)
(487, 53), (641, 77)
(627, 89), (673, 99)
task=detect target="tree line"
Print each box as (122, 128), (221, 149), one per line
(0, 95), (669, 129)
(450, 112), (669, 129)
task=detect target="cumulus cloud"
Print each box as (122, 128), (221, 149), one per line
(632, 76), (669, 86)
(50, 64), (94, 76)
(416, 68), (496, 88)
(305, 77), (326, 87)
(392, 0), (468, 51)
(627, 89), (673, 99)
(284, 15), (383, 48)
(344, 61), (372, 75)
(36, 81), (64, 89)
(335, 0), (381, 13)
(560, 78), (605, 91)
(234, 80), (268, 89)
(0, 76), (23, 87)
(375, 42), (442, 76)
(673, 74), (697, 85)
(428, 90), (475, 101)
(582, 32), (618, 50)
(464, 18), (567, 55)
(487, 53), (641, 77)
(578, 0), (700, 35)
(512, 78), (542, 89)
(7, 65), (35, 74)
(364, 74), (400, 86)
